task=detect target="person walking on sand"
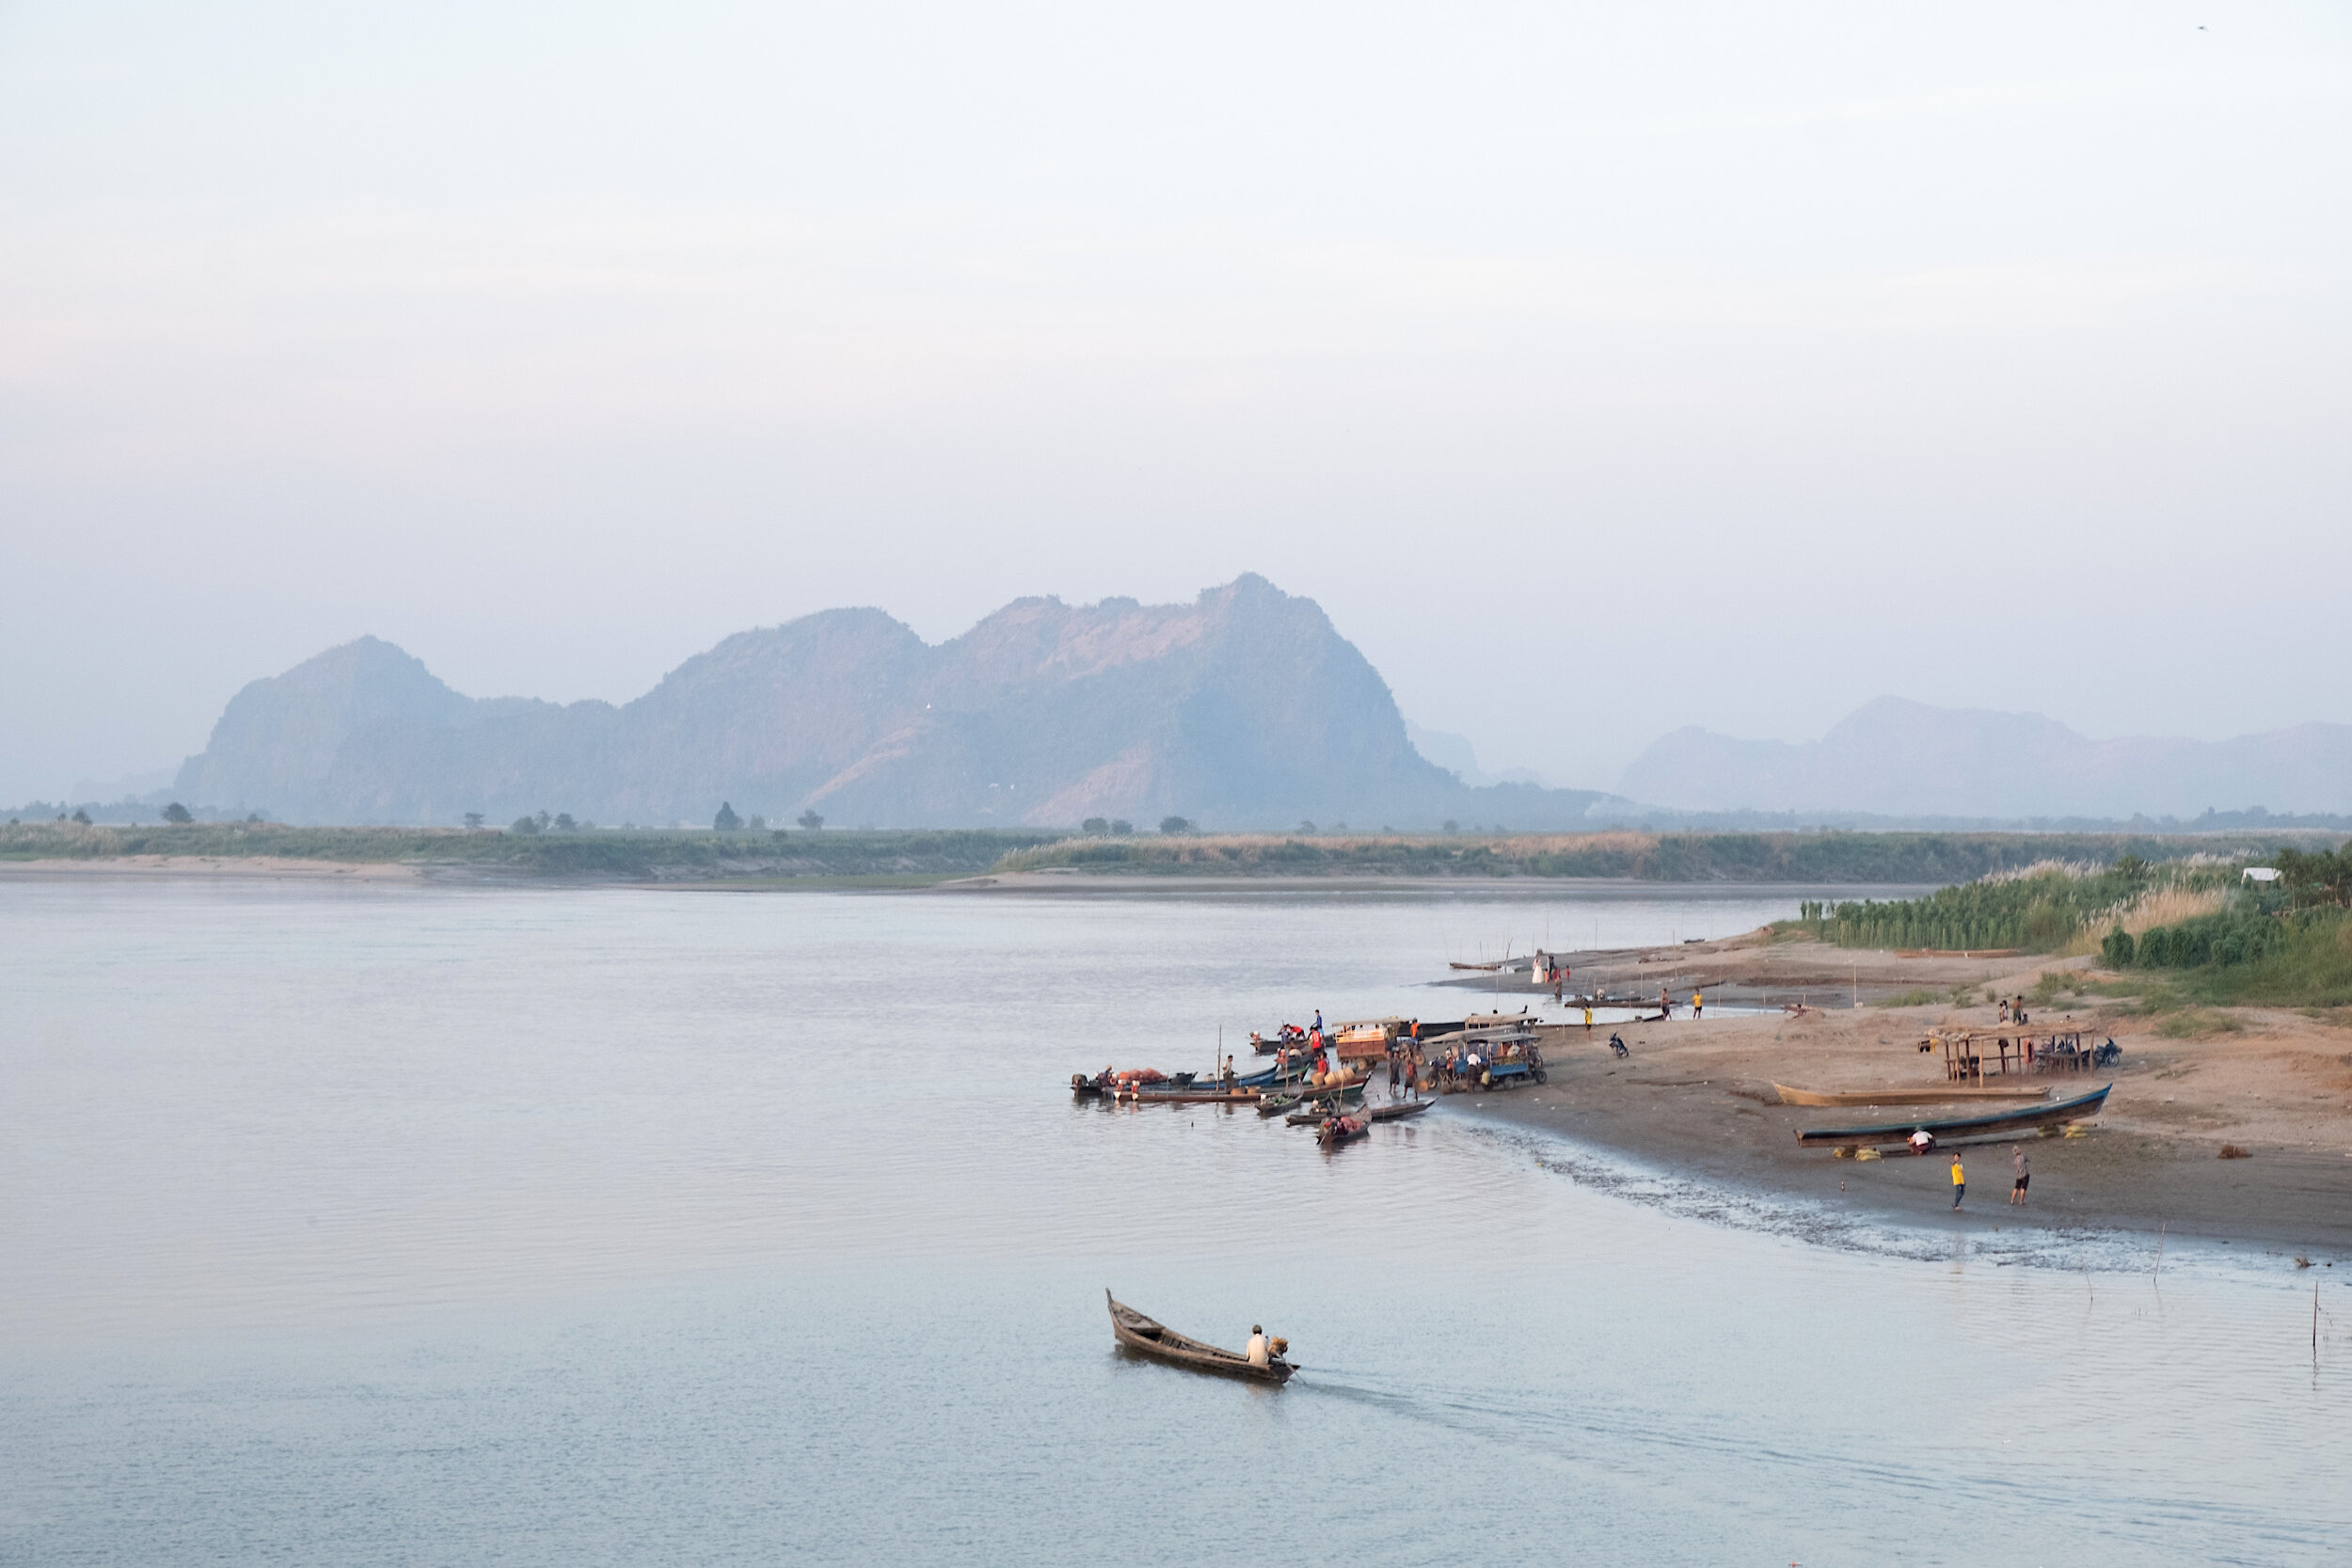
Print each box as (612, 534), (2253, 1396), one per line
(1582, 1003), (1594, 1033)
(1692, 990), (1703, 1020)
(2010, 1146), (2029, 1206)
(1950, 1153), (1966, 1210)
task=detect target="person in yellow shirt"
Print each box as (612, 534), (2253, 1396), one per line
(1692, 990), (1704, 1019)
(1950, 1153), (1966, 1210)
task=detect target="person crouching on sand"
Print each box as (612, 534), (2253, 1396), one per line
(1950, 1152), (1966, 1210)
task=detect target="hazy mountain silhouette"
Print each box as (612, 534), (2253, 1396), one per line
(176, 576), (1617, 830)
(1616, 696), (2352, 819)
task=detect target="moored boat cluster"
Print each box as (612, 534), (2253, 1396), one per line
(1069, 1009), (1559, 1148)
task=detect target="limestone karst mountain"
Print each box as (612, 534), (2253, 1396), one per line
(175, 576), (1614, 830)
(1615, 696), (2352, 819)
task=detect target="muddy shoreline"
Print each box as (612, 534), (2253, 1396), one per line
(1438, 937), (2352, 1257)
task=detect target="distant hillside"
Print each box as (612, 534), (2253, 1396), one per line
(1618, 697), (2352, 819)
(173, 576), (1619, 830)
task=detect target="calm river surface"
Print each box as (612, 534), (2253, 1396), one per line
(3, 879), (2344, 1565)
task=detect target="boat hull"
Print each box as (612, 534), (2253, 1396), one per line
(1772, 1082), (2052, 1108)
(1797, 1085), (2111, 1148)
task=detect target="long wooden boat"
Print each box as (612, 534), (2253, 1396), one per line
(1772, 1082), (2053, 1108)
(1117, 1085), (1263, 1104)
(1105, 1291), (1294, 1385)
(1796, 1085), (2111, 1148)
(1366, 1098), (1433, 1123)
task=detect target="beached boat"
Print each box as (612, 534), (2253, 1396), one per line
(1771, 1082), (2053, 1108)
(1365, 1099), (1433, 1123)
(1795, 1084), (2111, 1148)
(1105, 1291), (1294, 1385)
(1317, 1114), (1370, 1148)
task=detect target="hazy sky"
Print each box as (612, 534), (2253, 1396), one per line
(5, 0), (2348, 803)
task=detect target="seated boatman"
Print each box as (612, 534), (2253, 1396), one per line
(1246, 1324), (1270, 1368)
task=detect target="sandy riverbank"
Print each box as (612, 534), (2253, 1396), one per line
(1446, 937), (2352, 1255)
(0, 856), (422, 881)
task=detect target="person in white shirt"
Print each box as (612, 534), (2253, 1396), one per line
(1246, 1325), (1269, 1367)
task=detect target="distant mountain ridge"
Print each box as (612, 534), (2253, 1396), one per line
(175, 576), (1618, 830)
(1616, 697), (2352, 819)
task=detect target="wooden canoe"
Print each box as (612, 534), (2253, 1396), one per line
(1771, 1082), (2052, 1107)
(1366, 1099), (1433, 1123)
(1106, 1291), (1294, 1385)
(1317, 1115), (1370, 1148)
(1258, 1083), (1365, 1117)
(1796, 1085), (2111, 1148)
(1283, 1091), (1369, 1125)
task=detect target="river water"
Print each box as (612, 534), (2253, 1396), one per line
(2, 879), (2344, 1565)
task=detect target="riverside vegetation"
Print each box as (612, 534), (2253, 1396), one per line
(993, 830), (2312, 883)
(0, 820), (1061, 883)
(4, 821), (2335, 889)
(1780, 845), (2352, 1009)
